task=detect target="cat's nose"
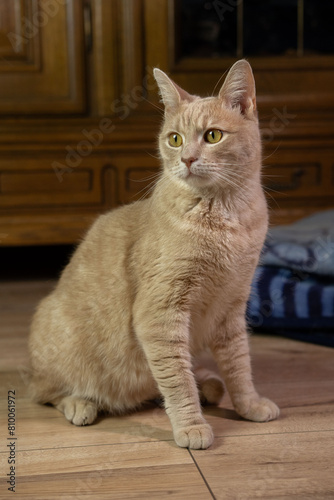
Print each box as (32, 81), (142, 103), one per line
(182, 157), (198, 169)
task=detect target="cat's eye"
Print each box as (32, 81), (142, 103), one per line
(168, 133), (183, 148)
(204, 129), (223, 144)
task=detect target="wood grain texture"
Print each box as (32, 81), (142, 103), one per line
(191, 432), (334, 500)
(0, 0), (86, 114)
(0, 279), (334, 498)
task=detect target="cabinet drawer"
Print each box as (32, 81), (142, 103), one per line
(1, 170), (91, 194)
(263, 147), (334, 201)
(0, 156), (113, 209)
(263, 162), (322, 198)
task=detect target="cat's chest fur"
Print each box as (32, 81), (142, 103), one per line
(185, 198), (265, 348)
(175, 195), (265, 275)
(134, 188), (266, 350)
(188, 198), (262, 283)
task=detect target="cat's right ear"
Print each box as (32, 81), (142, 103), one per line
(153, 68), (194, 110)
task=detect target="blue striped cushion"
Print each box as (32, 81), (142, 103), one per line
(247, 266), (334, 347)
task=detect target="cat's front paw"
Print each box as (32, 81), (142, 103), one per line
(59, 396), (98, 426)
(174, 423), (214, 449)
(235, 395), (279, 422)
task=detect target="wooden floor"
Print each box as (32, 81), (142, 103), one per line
(1, 279), (334, 499)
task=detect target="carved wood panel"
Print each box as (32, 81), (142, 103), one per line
(0, 155), (116, 210)
(0, 0), (86, 114)
(0, 0), (39, 67)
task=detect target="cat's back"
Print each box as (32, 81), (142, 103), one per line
(30, 197), (151, 341)
(60, 197), (150, 288)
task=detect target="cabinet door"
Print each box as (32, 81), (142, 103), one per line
(144, 0), (334, 115)
(0, 0), (86, 114)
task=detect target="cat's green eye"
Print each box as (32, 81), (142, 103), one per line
(168, 133), (183, 148)
(204, 129), (223, 144)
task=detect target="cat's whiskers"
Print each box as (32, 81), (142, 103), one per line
(139, 174), (173, 202)
(134, 172), (163, 202)
(209, 170), (266, 206)
(200, 168), (250, 196)
(261, 189), (281, 207)
(145, 151), (161, 160)
(261, 144), (281, 162)
(216, 168), (281, 207)
(141, 96), (165, 116)
(130, 172), (161, 183)
(215, 173), (249, 193)
(201, 161), (272, 187)
(211, 68), (229, 96)
(203, 160), (255, 169)
(135, 184), (157, 201)
(199, 163), (247, 187)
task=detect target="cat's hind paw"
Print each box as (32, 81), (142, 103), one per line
(174, 423), (214, 449)
(55, 396), (98, 426)
(199, 376), (225, 405)
(235, 396), (279, 423)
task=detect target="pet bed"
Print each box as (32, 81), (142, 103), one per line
(247, 210), (334, 347)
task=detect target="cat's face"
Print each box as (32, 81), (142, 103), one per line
(155, 61), (261, 194)
(159, 98), (260, 191)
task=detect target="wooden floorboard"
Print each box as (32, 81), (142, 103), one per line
(0, 279), (334, 499)
(7, 443), (212, 500)
(192, 431), (334, 499)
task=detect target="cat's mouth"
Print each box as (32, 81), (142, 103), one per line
(184, 167), (210, 186)
(187, 169), (200, 177)
(185, 163), (203, 177)
(186, 169), (203, 180)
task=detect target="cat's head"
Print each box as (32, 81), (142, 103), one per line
(154, 60), (261, 195)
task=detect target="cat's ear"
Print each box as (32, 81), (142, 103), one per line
(153, 68), (194, 110)
(218, 60), (257, 117)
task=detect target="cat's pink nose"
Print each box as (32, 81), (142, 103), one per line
(182, 157), (198, 169)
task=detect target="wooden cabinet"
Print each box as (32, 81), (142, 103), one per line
(0, 0), (333, 246)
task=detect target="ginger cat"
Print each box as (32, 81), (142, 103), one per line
(29, 60), (279, 449)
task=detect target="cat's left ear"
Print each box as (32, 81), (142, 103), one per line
(154, 68), (195, 110)
(218, 60), (257, 118)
